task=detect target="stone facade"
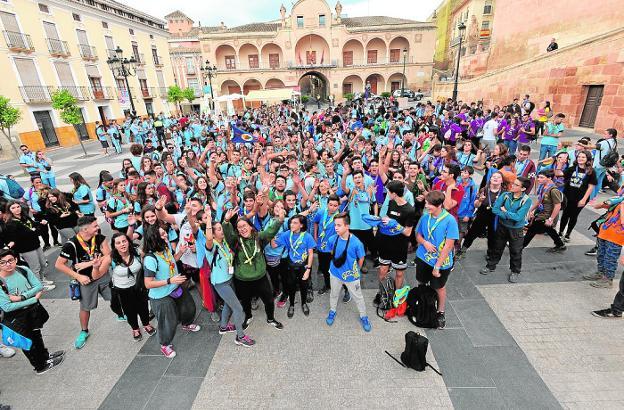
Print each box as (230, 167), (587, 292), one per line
(169, 0), (436, 105)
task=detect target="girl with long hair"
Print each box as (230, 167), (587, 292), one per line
(134, 181), (158, 212)
(95, 171), (114, 214)
(44, 189), (80, 242)
(558, 150), (597, 242)
(97, 233), (155, 341)
(105, 179), (134, 235)
(69, 172), (95, 216)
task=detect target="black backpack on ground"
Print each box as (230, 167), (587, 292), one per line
(406, 284), (439, 328)
(385, 331), (442, 375)
(376, 275), (396, 320)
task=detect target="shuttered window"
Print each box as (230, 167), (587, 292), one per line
(85, 64), (100, 78)
(14, 58), (41, 86)
(135, 68), (146, 79)
(54, 61), (75, 86)
(43, 22), (59, 39)
(0, 12), (20, 32)
(156, 70), (165, 88)
(76, 29), (89, 45)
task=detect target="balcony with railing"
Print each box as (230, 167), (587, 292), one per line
(46, 38), (70, 57)
(341, 56), (415, 68)
(90, 86), (115, 100)
(79, 44), (97, 60)
(153, 55), (164, 67)
(159, 87), (168, 98)
(3, 31), (34, 52)
(19, 85), (90, 103)
(57, 85), (90, 100)
(288, 60), (338, 69)
(217, 62), (285, 71)
(134, 53), (145, 66)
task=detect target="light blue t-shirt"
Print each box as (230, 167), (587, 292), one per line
(205, 241), (233, 285)
(541, 122), (564, 147)
(415, 210), (459, 269)
(347, 190), (373, 230)
(144, 248), (180, 299)
(73, 184), (95, 214)
(19, 153), (37, 173)
(274, 231), (316, 265)
(328, 234), (365, 282)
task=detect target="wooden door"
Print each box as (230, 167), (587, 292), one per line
(579, 85), (603, 128)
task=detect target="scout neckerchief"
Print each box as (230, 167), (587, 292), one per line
(215, 239), (233, 267)
(239, 236), (258, 265)
(319, 210), (337, 242)
(156, 247), (176, 278)
(426, 210), (449, 241)
(16, 217), (36, 231)
(289, 231), (306, 262)
(76, 234), (96, 258)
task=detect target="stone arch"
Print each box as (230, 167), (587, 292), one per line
(261, 43), (284, 69)
(265, 78), (286, 89)
(220, 79), (241, 95)
(342, 74), (364, 96)
(299, 71), (328, 99)
(387, 73), (405, 93)
(243, 78), (263, 108)
(365, 73), (385, 94)
(215, 44), (237, 70)
(389, 36), (410, 63)
(238, 43), (260, 69)
(341, 39), (364, 67)
(295, 34), (331, 66)
(365, 37), (387, 64)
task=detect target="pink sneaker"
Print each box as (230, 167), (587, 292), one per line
(160, 345), (176, 358)
(276, 299), (287, 308)
(219, 323), (236, 334)
(235, 335), (256, 347)
(181, 324), (201, 332)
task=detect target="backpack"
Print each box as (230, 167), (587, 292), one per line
(0, 175), (25, 199)
(599, 139), (618, 168)
(385, 331), (442, 375)
(376, 275), (396, 320)
(405, 284), (439, 328)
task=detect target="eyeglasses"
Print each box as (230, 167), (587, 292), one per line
(0, 258), (17, 266)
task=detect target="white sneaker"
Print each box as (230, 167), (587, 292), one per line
(42, 279), (54, 285)
(0, 344), (16, 358)
(43, 284), (56, 291)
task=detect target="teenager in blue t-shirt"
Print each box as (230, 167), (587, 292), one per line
(325, 212), (371, 332)
(274, 215), (316, 318)
(415, 191), (459, 329)
(313, 194), (341, 295)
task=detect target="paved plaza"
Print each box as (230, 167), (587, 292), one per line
(1, 137), (623, 410)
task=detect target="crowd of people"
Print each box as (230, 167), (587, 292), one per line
(0, 93), (623, 376)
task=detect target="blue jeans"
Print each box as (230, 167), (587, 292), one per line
(597, 237), (622, 280)
(504, 140), (518, 155)
(214, 279), (245, 338)
(539, 144), (557, 161)
(41, 176), (56, 188)
(592, 167), (607, 199)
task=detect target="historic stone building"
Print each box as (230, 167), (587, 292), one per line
(0, 0), (174, 157)
(167, 0), (435, 108)
(432, 0), (624, 133)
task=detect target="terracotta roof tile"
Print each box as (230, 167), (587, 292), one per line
(225, 22), (280, 33)
(342, 16), (419, 27)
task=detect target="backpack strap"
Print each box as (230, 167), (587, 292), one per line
(0, 266), (30, 294)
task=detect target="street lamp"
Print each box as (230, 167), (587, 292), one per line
(200, 60), (217, 110)
(452, 21), (466, 102)
(106, 46), (137, 116)
(401, 48), (408, 97)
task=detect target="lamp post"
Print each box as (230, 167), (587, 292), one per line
(401, 48), (408, 96)
(106, 46), (137, 116)
(200, 60), (217, 111)
(452, 21), (466, 102)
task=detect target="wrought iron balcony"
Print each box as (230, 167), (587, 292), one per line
(56, 86), (90, 100)
(3, 31), (34, 52)
(79, 44), (98, 60)
(288, 60), (338, 69)
(19, 86), (51, 103)
(90, 86), (115, 100)
(46, 38), (70, 57)
(159, 87), (168, 98)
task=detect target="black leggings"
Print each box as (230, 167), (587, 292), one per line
(116, 286), (150, 330)
(266, 258), (288, 297)
(286, 262), (309, 306)
(317, 251), (332, 288)
(234, 274), (275, 321)
(558, 203), (585, 237)
(462, 210), (496, 258)
(22, 327), (49, 371)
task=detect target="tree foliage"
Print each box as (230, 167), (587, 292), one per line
(51, 89), (82, 125)
(182, 87), (196, 103)
(0, 96), (22, 156)
(167, 85), (184, 105)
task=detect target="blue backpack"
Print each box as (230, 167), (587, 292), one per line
(0, 175), (25, 199)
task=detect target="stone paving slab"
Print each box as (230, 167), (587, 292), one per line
(480, 281), (624, 410)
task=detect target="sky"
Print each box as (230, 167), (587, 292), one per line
(123, 0), (444, 27)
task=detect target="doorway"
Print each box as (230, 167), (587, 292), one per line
(298, 71), (328, 100)
(145, 101), (154, 117)
(33, 111), (59, 147)
(97, 105), (111, 125)
(579, 85), (604, 128)
(76, 108), (89, 140)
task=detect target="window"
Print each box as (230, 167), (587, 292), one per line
(225, 55), (235, 69)
(269, 53), (279, 69)
(152, 47), (159, 65)
(483, 1), (493, 15)
(306, 51), (316, 65)
(131, 41), (139, 60)
(319, 14), (325, 27)
(129, 28), (134, 35)
(38, 3), (50, 13)
(187, 78), (200, 95)
(367, 50), (377, 64)
(116, 78), (126, 90)
(343, 51), (353, 66)
(72, 13), (81, 21)
(248, 54), (259, 69)
(481, 21), (490, 30)
(297, 16), (303, 28)
(185, 57), (195, 73)
(389, 49), (400, 63)
(390, 81), (401, 92)
(102, 21), (108, 29)
(343, 83), (352, 95)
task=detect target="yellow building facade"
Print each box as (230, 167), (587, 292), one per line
(0, 0), (174, 158)
(170, 0), (435, 108)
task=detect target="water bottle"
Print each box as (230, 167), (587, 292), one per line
(69, 279), (81, 300)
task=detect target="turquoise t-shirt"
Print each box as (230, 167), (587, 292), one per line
(541, 122), (564, 147)
(347, 190), (373, 230)
(205, 241), (233, 285)
(274, 231), (316, 265)
(415, 210), (459, 269)
(328, 234), (365, 282)
(143, 248), (179, 299)
(74, 184), (95, 214)
(106, 196), (131, 228)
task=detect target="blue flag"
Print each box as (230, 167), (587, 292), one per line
(231, 124), (257, 144)
(2, 324), (32, 350)
(350, 120), (364, 131)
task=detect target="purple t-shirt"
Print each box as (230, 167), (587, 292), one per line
(469, 118), (484, 137)
(518, 120), (535, 143)
(504, 124), (518, 141)
(446, 123), (462, 142)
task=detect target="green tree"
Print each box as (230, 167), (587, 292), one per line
(167, 85), (184, 113)
(50, 89), (88, 156)
(182, 87), (196, 105)
(344, 93), (354, 101)
(0, 96), (22, 157)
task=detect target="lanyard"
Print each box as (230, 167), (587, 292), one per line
(156, 248), (176, 278)
(76, 234), (96, 258)
(289, 231), (305, 259)
(319, 211), (337, 239)
(17, 217), (35, 231)
(239, 237), (258, 265)
(215, 240), (233, 267)
(426, 210), (449, 241)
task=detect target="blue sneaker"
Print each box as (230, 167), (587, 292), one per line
(360, 316), (372, 332)
(74, 330), (90, 349)
(326, 310), (336, 326)
(116, 315), (127, 322)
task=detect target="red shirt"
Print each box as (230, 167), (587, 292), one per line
(433, 180), (465, 218)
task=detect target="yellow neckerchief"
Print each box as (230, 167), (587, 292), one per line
(76, 234), (96, 258)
